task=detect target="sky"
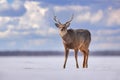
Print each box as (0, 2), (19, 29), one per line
(0, 0), (120, 51)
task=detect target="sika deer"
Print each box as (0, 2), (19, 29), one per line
(54, 15), (91, 68)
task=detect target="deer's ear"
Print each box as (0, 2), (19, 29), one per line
(65, 22), (70, 28)
(55, 23), (59, 28)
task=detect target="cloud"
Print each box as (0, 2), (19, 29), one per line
(18, 1), (57, 36)
(76, 10), (103, 23)
(0, 0), (120, 51)
(28, 39), (47, 46)
(0, 0), (9, 10)
(107, 8), (120, 26)
(18, 1), (48, 29)
(48, 28), (58, 35)
(0, 27), (30, 38)
(95, 29), (120, 36)
(54, 5), (90, 12)
(92, 42), (120, 51)
(91, 30), (120, 51)
(0, 23), (20, 38)
(53, 5), (120, 26)
(9, 41), (16, 47)
(34, 28), (57, 36)
(92, 29), (120, 43)
(91, 29), (120, 51)
(93, 35), (120, 43)
(0, 1), (58, 38)
(0, 17), (10, 27)
(0, 0), (26, 17)
(53, 5), (104, 24)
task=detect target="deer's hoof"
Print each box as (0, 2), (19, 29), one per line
(76, 65), (79, 68)
(83, 65), (88, 68)
(63, 65), (66, 69)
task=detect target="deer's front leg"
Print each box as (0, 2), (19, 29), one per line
(63, 48), (69, 69)
(74, 49), (79, 68)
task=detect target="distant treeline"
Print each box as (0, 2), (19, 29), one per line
(0, 51), (120, 56)
(0, 51), (63, 56)
(91, 51), (120, 56)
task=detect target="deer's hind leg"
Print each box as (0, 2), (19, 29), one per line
(80, 47), (89, 68)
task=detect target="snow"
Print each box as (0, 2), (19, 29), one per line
(0, 56), (120, 80)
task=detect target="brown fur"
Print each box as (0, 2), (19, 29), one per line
(54, 16), (91, 69)
(62, 29), (91, 68)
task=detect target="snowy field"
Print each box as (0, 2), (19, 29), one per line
(0, 56), (120, 80)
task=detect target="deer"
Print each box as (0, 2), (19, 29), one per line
(54, 15), (91, 69)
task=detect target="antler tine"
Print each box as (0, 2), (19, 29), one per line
(54, 16), (61, 24)
(66, 14), (74, 23)
(54, 16), (57, 22)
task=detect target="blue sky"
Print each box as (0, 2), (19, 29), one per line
(0, 0), (120, 51)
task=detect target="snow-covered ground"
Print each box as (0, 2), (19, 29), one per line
(0, 56), (120, 80)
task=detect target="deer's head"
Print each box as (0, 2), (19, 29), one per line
(54, 15), (74, 33)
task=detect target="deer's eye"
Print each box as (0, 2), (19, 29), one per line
(61, 27), (65, 31)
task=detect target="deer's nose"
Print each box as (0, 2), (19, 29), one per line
(61, 28), (64, 31)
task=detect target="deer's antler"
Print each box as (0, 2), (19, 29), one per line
(66, 14), (74, 23)
(54, 16), (61, 24)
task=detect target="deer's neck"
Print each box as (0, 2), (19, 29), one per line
(59, 30), (67, 37)
(60, 30), (72, 44)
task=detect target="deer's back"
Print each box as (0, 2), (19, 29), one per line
(64, 29), (91, 49)
(76, 29), (91, 40)
(67, 29), (91, 41)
